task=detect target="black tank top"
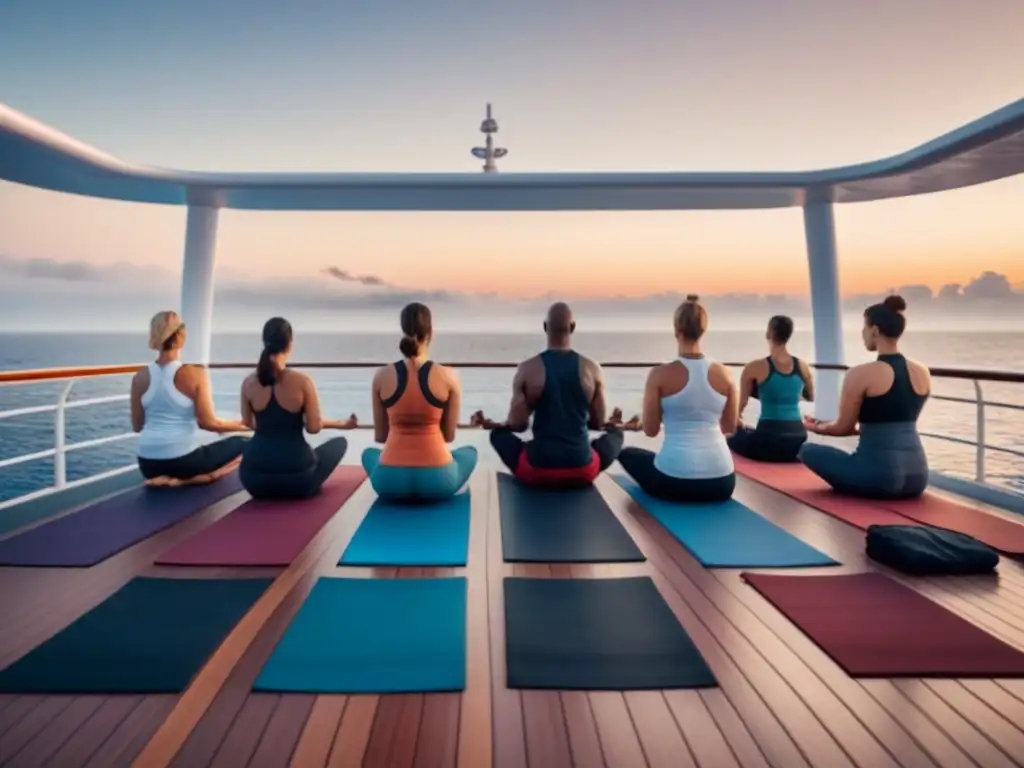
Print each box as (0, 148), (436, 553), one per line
(243, 388), (316, 473)
(858, 354), (929, 424)
(526, 349), (593, 468)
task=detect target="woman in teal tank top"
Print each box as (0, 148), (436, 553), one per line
(728, 315), (814, 462)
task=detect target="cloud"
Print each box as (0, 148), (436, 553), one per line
(1, 254), (1021, 320)
(0, 253), (167, 283)
(321, 266), (389, 287)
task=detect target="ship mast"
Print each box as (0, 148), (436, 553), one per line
(470, 103), (508, 173)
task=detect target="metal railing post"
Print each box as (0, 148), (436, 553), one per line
(973, 379), (986, 483)
(54, 381), (75, 490)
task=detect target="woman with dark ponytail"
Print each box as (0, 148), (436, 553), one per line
(238, 317), (358, 499)
(363, 302), (478, 502)
(799, 295), (932, 499)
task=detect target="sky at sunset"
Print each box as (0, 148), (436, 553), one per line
(1, 0), (1022, 326)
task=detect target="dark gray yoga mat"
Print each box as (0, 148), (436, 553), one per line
(504, 577), (717, 689)
(497, 473), (644, 563)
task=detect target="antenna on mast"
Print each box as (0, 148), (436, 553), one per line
(470, 103), (508, 172)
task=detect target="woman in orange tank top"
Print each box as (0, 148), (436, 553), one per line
(361, 303), (478, 502)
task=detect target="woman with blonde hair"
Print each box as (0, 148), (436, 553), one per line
(130, 311), (249, 485)
(617, 295), (739, 502)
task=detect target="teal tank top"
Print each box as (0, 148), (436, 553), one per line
(754, 357), (805, 422)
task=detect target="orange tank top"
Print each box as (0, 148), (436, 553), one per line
(379, 360), (453, 467)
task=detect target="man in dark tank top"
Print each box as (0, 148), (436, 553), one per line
(487, 303), (624, 486)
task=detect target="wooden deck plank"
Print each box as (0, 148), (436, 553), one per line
(0, 697), (44, 740)
(0, 696), (74, 762)
(363, 694), (424, 768)
(45, 696), (142, 768)
(414, 693), (461, 768)
(458, 475), (493, 768)
(247, 694), (315, 768)
(289, 696), (347, 768)
(4, 695), (104, 767)
(695, 689), (768, 768)
(326, 695), (378, 768)
(624, 691), (695, 768)
(560, 691), (606, 768)
(208, 694), (280, 767)
(487, 473), (527, 768)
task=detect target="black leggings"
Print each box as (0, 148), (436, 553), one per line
(489, 427), (624, 474)
(727, 420), (807, 463)
(240, 437), (348, 500)
(617, 446), (735, 502)
(137, 436), (248, 480)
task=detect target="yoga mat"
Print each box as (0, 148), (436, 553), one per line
(0, 470), (143, 537)
(0, 577), (272, 692)
(734, 454), (1024, 556)
(732, 455), (919, 530)
(254, 577), (467, 693)
(339, 491), (471, 567)
(156, 467), (366, 566)
(885, 494), (1024, 557)
(504, 576), (716, 690)
(497, 473), (644, 563)
(0, 473), (244, 567)
(742, 572), (1024, 677)
(612, 475), (838, 568)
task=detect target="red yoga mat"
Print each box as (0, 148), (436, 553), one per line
(732, 455), (914, 530)
(743, 572), (1024, 677)
(156, 466), (367, 566)
(733, 454), (1024, 555)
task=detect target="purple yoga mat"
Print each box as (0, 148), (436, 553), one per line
(156, 467), (366, 566)
(0, 473), (244, 567)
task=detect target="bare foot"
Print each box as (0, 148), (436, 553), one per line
(469, 410), (486, 427)
(144, 476), (178, 488)
(607, 407), (624, 426)
(624, 415), (641, 431)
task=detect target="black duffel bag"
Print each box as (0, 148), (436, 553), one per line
(866, 524), (999, 575)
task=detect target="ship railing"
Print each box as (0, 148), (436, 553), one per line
(1, 362), (1022, 512)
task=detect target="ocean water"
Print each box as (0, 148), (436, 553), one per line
(1, 329), (1023, 504)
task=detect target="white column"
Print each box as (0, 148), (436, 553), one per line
(179, 205), (219, 366)
(803, 201), (845, 420)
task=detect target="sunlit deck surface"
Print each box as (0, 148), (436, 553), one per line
(3, 430), (1024, 768)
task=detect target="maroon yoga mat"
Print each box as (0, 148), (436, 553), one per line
(733, 454), (1024, 555)
(156, 466), (366, 566)
(742, 572), (1024, 677)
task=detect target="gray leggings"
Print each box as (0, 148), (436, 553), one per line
(798, 422), (929, 500)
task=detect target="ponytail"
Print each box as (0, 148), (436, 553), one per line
(256, 316), (293, 386)
(257, 347), (276, 387)
(399, 335), (419, 357)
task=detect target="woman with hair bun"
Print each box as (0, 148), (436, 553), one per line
(799, 295), (932, 499)
(363, 303), (478, 502)
(617, 295), (740, 502)
(238, 317), (356, 499)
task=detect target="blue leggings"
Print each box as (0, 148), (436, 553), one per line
(361, 446), (478, 503)
(799, 442), (928, 500)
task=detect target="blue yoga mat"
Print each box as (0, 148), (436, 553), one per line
(613, 476), (838, 568)
(0, 473), (244, 567)
(339, 492), (471, 567)
(254, 577), (467, 693)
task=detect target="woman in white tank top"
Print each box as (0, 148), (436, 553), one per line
(130, 311), (250, 486)
(618, 295), (740, 502)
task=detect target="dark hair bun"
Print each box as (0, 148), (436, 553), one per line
(398, 335), (419, 358)
(685, 293), (700, 302)
(883, 294), (907, 313)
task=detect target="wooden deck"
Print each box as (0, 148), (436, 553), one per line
(4, 438), (1024, 768)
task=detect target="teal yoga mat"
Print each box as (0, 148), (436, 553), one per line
(339, 492), (471, 567)
(0, 577), (272, 693)
(613, 475), (838, 568)
(254, 577), (467, 693)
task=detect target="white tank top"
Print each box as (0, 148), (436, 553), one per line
(136, 361), (200, 460)
(654, 357), (734, 479)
